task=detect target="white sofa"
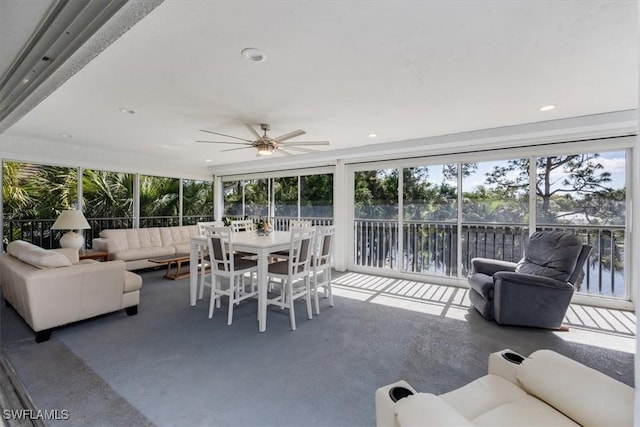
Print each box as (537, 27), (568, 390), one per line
(376, 349), (634, 427)
(0, 240), (142, 342)
(92, 225), (199, 270)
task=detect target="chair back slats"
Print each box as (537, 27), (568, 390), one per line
(289, 219), (313, 229)
(288, 227), (315, 276)
(204, 226), (234, 273)
(314, 225), (335, 267)
(230, 219), (256, 232)
(197, 221), (223, 235)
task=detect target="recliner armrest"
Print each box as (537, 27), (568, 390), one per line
(493, 271), (573, 290)
(471, 258), (517, 276)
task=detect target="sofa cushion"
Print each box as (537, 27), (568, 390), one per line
(7, 241), (72, 269)
(110, 246), (175, 262)
(159, 226), (198, 247)
(173, 243), (191, 254)
(395, 393), (472, 426)
(440, 374), (527, 420)
(471, 394), (579, 426)
(7, 240), (36, 258)
(517, 349), (634, 427)
(100, 228), (164, 251)
(440, 374), (579, 427)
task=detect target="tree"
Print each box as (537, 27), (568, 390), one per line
(485, 155), (616, 224)
(83, 170), (134, 218)
(182, 180), (213, 217)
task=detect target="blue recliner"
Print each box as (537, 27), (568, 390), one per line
(468, 231), (592, 329)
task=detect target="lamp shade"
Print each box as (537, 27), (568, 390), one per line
(51, 210), (90, 230)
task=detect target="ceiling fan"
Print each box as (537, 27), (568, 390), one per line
(196, 123), (329, 156)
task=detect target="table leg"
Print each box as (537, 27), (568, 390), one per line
(189, 243), (199, 306)
(257, 251), (268, 332)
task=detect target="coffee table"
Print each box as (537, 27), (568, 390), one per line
(149, 253), (191, 280)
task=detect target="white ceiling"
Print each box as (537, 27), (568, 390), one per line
(0, 0), (637, 177)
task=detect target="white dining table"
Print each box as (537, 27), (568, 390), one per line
(189, 230), (291, 332)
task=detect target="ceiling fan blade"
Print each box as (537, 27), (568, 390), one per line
(277, 148), (294, 156)
(199, 129), (253, 142)
(280, 141), (330, 146)
(273, 129), (306, 142)
(196, 140), (252, 145)
(243, 123), (262, 139)
(281, 146), (319, 153)
(222, 146), (254, 152)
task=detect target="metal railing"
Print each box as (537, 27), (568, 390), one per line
(354, 219), (626, 298)
(222, 215), (334, 231)
(3, 216), (624, 298)
(3, 216), (214, 250)
(3, 215), (327, 250)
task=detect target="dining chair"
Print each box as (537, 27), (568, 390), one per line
(311, 225), (335, 315)
(271, 219), (314, 260)
(202, 226), (258, 325)
(230, 219), (258, 260)
(289, 219), (313, 229)
(230, 219), (256, 232)
(196, 221), (224, 299)
(266, 227), (316, 330)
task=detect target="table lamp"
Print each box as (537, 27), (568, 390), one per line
(51, 209), (91, 249)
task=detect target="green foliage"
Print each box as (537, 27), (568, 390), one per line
(485, 155), (621, 224)
(183, 180), (214, 216)
(83, 170), (134, 218)
(2, 162), (77, 219)
(3, 163), (213, 220)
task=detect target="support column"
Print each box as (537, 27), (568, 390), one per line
(333, 159), (347, 271)
(214, 175), (223, 222)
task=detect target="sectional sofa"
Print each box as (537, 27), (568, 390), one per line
(0, 240), (142, 342)
(376, 348), (633, 427)
(92, 225), (199, 270)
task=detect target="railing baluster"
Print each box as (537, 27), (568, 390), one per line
(350, 219), (624, 299)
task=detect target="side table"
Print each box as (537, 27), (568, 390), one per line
(79, 249), (109, 262)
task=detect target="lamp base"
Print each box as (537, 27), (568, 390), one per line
(60, 231), (84, 249)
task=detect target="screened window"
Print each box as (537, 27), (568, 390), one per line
(140, 175), (180, 227)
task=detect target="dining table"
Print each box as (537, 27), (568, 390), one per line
(189, 230), (292, 332)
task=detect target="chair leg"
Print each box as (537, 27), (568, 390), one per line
(216, 275), (222, 308)
(279, 278), (286, 310)
(227, 290), (234, 326)
(312, 269), (320, 315)
(327, 268), (334, 307)
(209, 276), (217, 318)
(288, 282), (296, 331)
(199, 269), (207, 300)
(209, 290), (216, 319)
(305, 276), (313, 320)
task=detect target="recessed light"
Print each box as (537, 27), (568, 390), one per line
(205, 159), (212, 163)
(21, 78), (29, 84)
(368, 133), (378, 138)
(539, 105), (556, 112)
(118, 107), (136, 114)
(59, 133), (73, 138)
(241, 48), (266, 62)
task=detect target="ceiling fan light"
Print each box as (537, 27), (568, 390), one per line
(257, 146), (273, 156)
